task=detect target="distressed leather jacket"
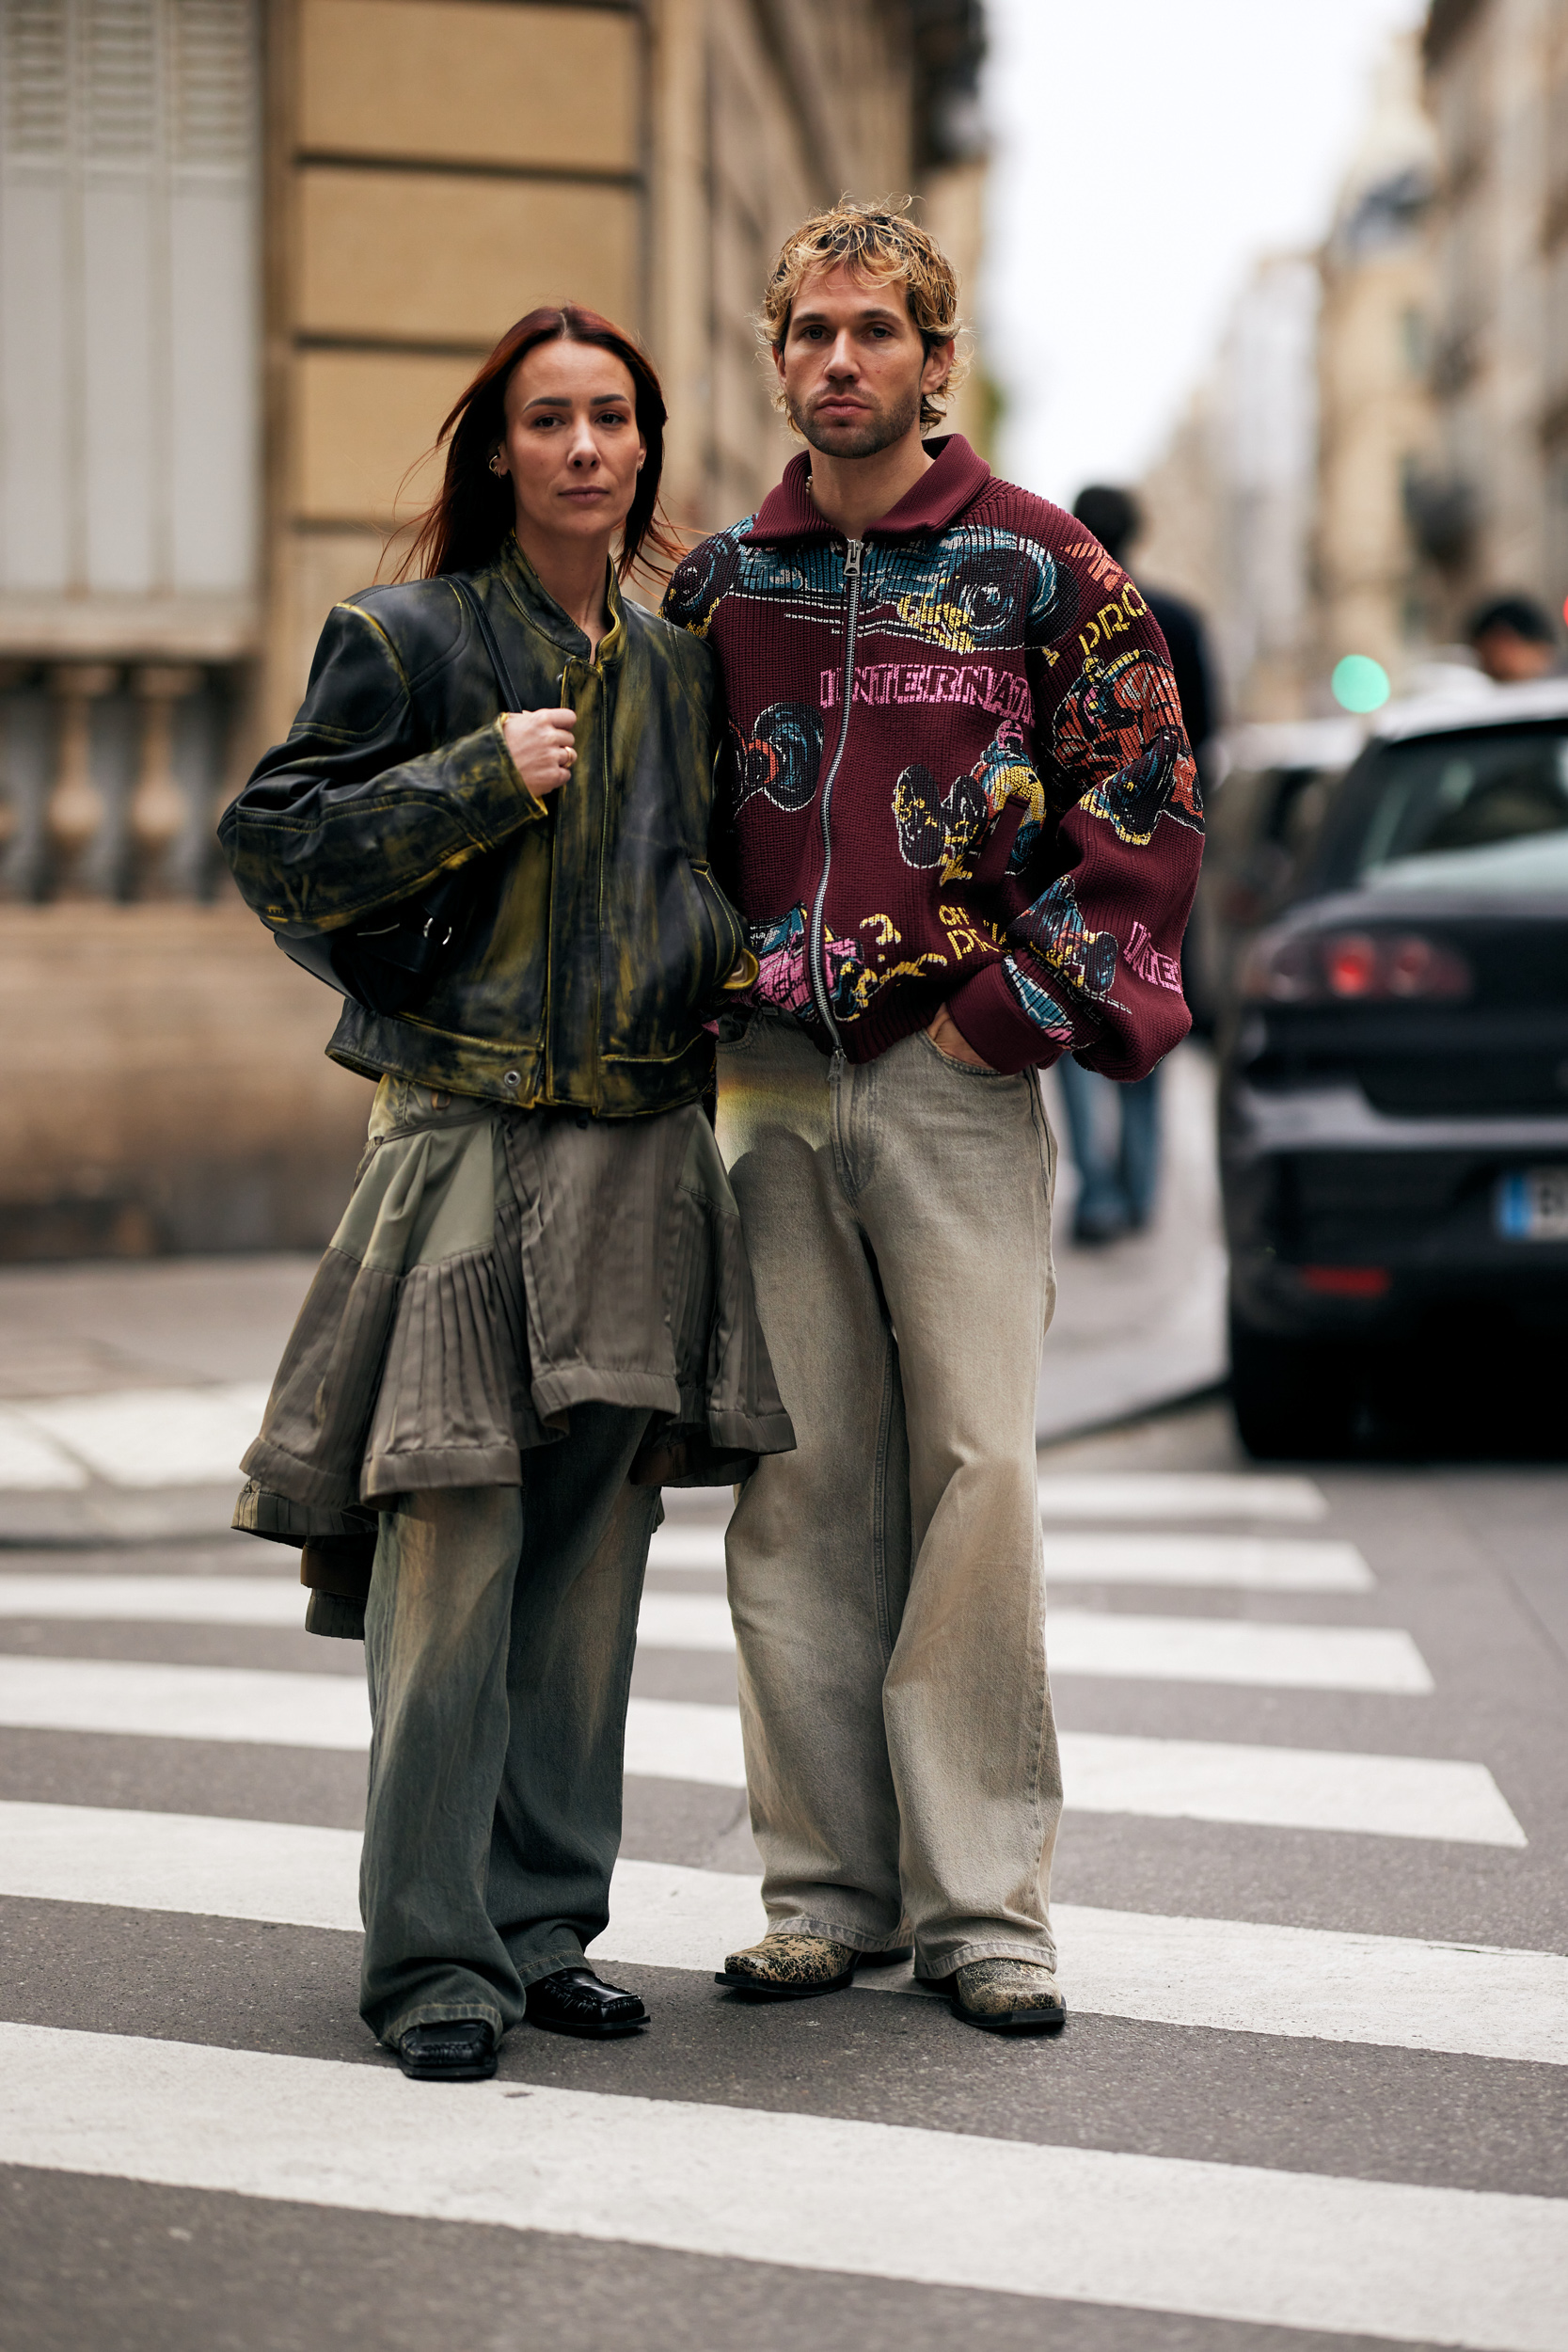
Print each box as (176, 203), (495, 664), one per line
(219, 537), (747, 1118)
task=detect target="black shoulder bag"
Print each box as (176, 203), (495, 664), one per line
(274, 580), (526, 1021)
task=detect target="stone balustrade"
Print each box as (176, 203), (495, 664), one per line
(0, 660), (241, 903)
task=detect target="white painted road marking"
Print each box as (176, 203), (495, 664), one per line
(3, 2027), (1563, 2348)
(623, 1696), (743, 1788)
(622, 1705), (1527, 1847)
(1040, 1534), (1373, 1591)
(0, 1411), (88, 1491)
(1046, 1609), (1431, 1692)
(0, 1579), (1424, 1697)
(0, 1403), (1327, 1521)
(638, 1594), (1432, 1692)
(0, 1661), (1524, 1845)
(0, 1655), (372, 1749)
(2, 1384), (269, 1488)
(0, 1575), (305, 1625)
(1056, 1728), (1526, 1847)
(1037, 1473), (1327, 1523)
(649, 1529), (1368, 1587)
(646, 1525), (728, 1570)
(0, 1802), (1560, 2066)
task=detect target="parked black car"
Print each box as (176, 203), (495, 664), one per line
(1184, 719), (1359, 1032)
(1218, 678), (1568, 1455)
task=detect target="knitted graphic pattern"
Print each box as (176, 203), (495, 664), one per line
(663, 437), (1203, 1077)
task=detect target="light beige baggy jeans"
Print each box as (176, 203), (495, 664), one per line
(715, 1016), (1064, 1977)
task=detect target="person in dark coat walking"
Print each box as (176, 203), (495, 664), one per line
(1058, 485), (1218, 1244)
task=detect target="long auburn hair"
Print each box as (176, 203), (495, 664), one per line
(394, 305), (685, 584)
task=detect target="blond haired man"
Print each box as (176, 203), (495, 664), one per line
(663, 205), (1201, 2033)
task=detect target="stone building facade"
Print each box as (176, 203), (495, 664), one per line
(1418, 0), (1568, 636)
(1311, 33), (1439, 695)
(1135, 252), (1321, 724)
(0, 0), (984, 1256)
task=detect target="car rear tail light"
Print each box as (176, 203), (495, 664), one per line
(1241, 927), (1472, 1004)
(1383, 934), (1467, 997)
(1323, 933), (1379, 997)
(1300, 1265), (1392, 1297)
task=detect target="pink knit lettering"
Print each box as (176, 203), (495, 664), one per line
(819, 662), (1033, 724)
(1124, 919), (1183, 993)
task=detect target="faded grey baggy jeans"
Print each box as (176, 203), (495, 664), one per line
(358, 1405), (657, 2047)
(716, 1018), (1064, 1978)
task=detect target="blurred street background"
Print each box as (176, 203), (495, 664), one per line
(1, 2), (1566, 2347)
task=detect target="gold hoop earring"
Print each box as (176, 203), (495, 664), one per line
(489, 454), (507, 478)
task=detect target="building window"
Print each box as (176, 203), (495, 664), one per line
(0, 0), (260, 608)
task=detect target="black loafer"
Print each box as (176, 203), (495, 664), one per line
(526, 1965), (648, 2039)
(396, 2019), (497, 2081)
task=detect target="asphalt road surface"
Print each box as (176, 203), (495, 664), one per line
(0, 1393), (1564, 2352)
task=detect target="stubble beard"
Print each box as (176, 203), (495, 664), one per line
(791, 379), (923, 461)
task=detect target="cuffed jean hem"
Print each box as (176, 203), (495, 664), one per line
(379, 1995), (506, 2050)
(764, 1910), (913, 1954)
(374, 1944), (590, 2046)
(916, 1936), (1061, 1978)
(517, 1944), (590, 1994)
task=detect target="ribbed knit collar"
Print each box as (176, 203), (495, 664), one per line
(746, 433), (992, 546)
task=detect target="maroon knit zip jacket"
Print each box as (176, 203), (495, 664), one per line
(662, 435), (1202, 1077)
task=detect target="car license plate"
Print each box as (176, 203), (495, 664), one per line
(1497, 1168), (1568, 1241)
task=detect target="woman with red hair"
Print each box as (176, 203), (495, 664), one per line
(221, 307), (791, 2081)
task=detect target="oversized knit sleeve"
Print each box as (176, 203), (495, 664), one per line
(943, 504), (1204, 1080)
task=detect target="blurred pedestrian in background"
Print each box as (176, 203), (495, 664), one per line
(1466, 594), (1561, 685)
(1059, 485), (1218, 1245)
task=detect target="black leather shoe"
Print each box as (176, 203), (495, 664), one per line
(396, 2019), (497, 2080)
(526, 1965), (648, 2039)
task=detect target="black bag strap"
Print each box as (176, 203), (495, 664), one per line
(451, 577), (525, 713)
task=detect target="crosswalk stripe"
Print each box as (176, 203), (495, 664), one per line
(652, 1500), (1344, 1574)
(1055, 1729), (1524, 1846)
(621, 1706), (1527, 1847)
(1047, 1610), (1430, 1691)
(1037, 1473), (1327, 1523)
(0, 1661), (1523, 1845)
(1, 1385), (270, 1489)
(638, 1595), (1432, 1692)
(3, 2025), (1563, 2346)
(0, 1412), (87, 1491)
(649, 1527), (1374, 1588)
(0, 1654), (372, 1747)
(647, 1526), (727, 1570)
(1, 1801), (1560, 2065)
(0, 1575), (306, 1625)
(624, 1696), (741, 1787)
(0, 1404), (1330, 1520)
(0, 1557), (1387, 1656)
(1040, 1534), (1373, 1590)
(0, 1581), (1431, 1700)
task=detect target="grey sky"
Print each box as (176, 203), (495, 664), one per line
(978, 0), (1427, 510)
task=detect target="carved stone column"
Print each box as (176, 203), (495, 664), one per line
(0, 662), (23, 888)
(131, 664), (203, 898)
(45, 664), (119, 898)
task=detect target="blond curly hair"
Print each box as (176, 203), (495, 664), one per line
(758, 199), (967, 432)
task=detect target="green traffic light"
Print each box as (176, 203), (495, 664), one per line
(1331, 655), (1392, 713)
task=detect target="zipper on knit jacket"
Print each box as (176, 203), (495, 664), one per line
(808, 536), (863, 1048)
